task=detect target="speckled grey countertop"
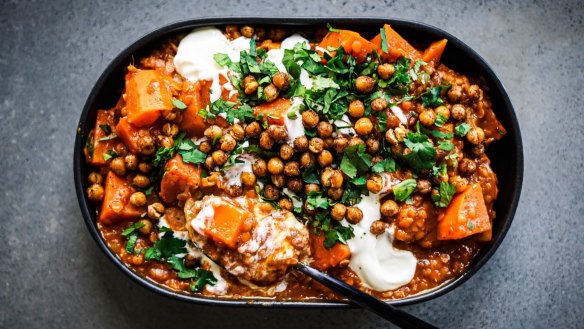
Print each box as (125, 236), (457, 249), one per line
(1, 1), (583, 328)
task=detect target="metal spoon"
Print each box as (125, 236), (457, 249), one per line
(191, 241), (437, 329)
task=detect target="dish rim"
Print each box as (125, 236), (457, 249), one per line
(73, 16), (523, 308)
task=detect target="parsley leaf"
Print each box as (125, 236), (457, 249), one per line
(144, 231), (187, 261)
(98, 134), (118, 142)
(340, 144), (372, 178)
(454, 123), (472, 137)
(306, 190), (329, 211)
(432, 181), (456, 207)
(326, 23), (341, 33)
(190, 270), (218, 292)
(324, 225), (355, 249)
(420, 85), (450, 107)
(393, 179), (417, 202)
(121, 221), (146, 236)
(371, 158), (396, 174)
(102, 149), (119, 161)
(302, 165), (320, 184)
(435, 113), (447, 127)
(99, 124), (111, 134)
(437, 140), (455, 152)
(255, 185), (280, 209)
(403, 123), (436, 171)
(171, 98), (188, 112)
(379, 27), (389, 53)
(125, 232), (139, 254)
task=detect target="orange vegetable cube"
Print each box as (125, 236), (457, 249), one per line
(115, 117), (141, 154)
(125, 70), (173, 127)
(421, 39), (448, 68)
(319, 30), (380, 62)
(90, 109), (117, 166)
(180, 80), (212, 137)
(310, 229), (351, 271)
(437, 183), (491, 240)
(253, 97), (291, 126)
(99, 172), (145, 224)
(159, 154), (201, 204)
(371, 24), (421, 62)
(205, 200), (251, 249)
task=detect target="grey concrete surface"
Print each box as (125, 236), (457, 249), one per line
(1, 0), (583, 328)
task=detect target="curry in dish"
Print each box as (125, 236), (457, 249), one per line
(84, 23), (505, 300)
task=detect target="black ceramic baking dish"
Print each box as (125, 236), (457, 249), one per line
(73, 17), (523, 307)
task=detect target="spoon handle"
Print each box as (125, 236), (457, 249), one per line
(295, 263), (438, 329)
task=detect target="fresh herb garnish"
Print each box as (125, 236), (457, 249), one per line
(379, 27), (389, 54)
(403, 123), (436, 171)
(324, 224), (355, 249)
(99, 124), (111, 134)
(393, 179), (417, 202)
(98, 134), (118, 142)
(171, 98), (188, 112)
(371, 158), (396, 174)
(121, 221), (146, 236)
(432, 181), (456, 207)
(102, 149), (119, 161)
(435, 113), (447, 127)
(437, 140), (455, 152)
(125, 232), (139, 254)
(144, 230), (187, 261)
(340, 144), (372, 178)
(326, 23), (341, 33)
(454, 123), (472, 137)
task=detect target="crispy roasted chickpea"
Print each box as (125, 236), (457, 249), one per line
(272, 72), (290, 91)
(320, 168), (333, 187)
(386, 111), (401, 129)
(304, 183), (320, 195)
(419, 110), (436, 127)
(366, 175), (383, 193)
(269, 173), (286, 189)
(381, 199), (399, 217)
(302, 110), (319, 129)
(110, 157), (127, 176)
(227, 184), (244, 197)
(294, 136), (309, 152)
(137, 131), (155, 155)
(264, 184), (280, 199)
(435, 106), (450, 121)
(394, 126), (408, 142)
(355, 76), (375, 93)
(259, 131), (274, 150)
(230, 124), (246, 141)
(162, 123), (179, 137)
(330, 170), (344, 188)
(211, 150), (229, 166)
(370, 220), (387, 235)
(124, 154), (138, 171)
(147, 203), (165, 220)
(451, 104), (466, 121)
(87, 184), (104, 202)
(449, 175), (468, 193)
(333, 136), (348, 153)
(299, 152), (315, 168)
(377, 63), (395, 80)
(137, 219), (153, 235)
(458, 158), (477, 176)
(317, 150), (333, 167)
(240, 172), (257, 187)
(328, 187), (344, 200)
(220, 134), (237, 152)
(366, 138), (379, 154)
(469, 143), (485, 158)
(138, 162), (152, 173)
(416, 179), (432, 194)
(279, 144), (295, 161)
(198, 140), (213, 154)
(158, 135), (174, 149)
(466, 127), (485, 145)
(267, 125), (288, 141)
(130, 192), (147, 207)
(278, 198), (294, 211)
(348, 100), (365, 118)
(268, 27), (286, 41)
(240, 25), (254, 38)
(203, 156), (215, 171)
(245, 121), (262, 138)
(225, 25), (241, 38)
(204, 125), (222, 141)
(133, 174), (150, 188)
(354, 117), (373, 136)
(263, 83), (279, 102)
(348, 137), (365, 147)
(162, 108), (179, 122)
(284, 161), (300, 177)
(252, 158), (268, 177)
(287, 177), (303, 193)
(308, 137), (324, 154)
(243, 75), (258, 95)
(267, 157), (284, 175)
(324, 137), (334, 149)
(448, 85), (462, 102)
(331, 203), (347, 221)
(385, 129), (399, 145)
(371, 97), (388, 112)
(114, 143), (128, 157)
(317, 121), (333, 138)
(346, 206), (364, 224)
(88, 172), (103, 185)
(467, 84), (480, 100)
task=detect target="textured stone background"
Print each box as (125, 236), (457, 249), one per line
(1, 0), (583, 328)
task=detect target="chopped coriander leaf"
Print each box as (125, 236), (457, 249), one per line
(306, 190), (329, 211)
(144, 230), (187, 261)
(312, 76), (340, 91)
(255, 185), (280, 209)
(435, 113), (447, 127)
(432, 162), (447, 177)
(171, 98), (188, 112)
(379, 27), (389, 54)
(143, 186), (154, 196)
(340, 144), (372, 178)
(287, 109), (298, 120)
(371, 158), (396, 174)
(302, 165), (320, 184)
(432, 181), (456, 207)
(402, 123), (436, 171)
(393, 179), (417, 202)
(102, 149), (119, 161)
(121, 221), (146, 236)
(99, 124), (111, 134)
(467, 220), (475, 230)
(98, 134), (118, 142)
(326, 23), (341, 33)
(438, 140), (455, 152)
(190, 270), (218, 292)
(454, 123), (472, 137)
(324, 225), (355, 249)
(125, 232), (139, 254)
(167, 256), (215, 282)
(420, 85), (450, 107)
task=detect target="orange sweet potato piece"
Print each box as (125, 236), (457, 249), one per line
(159, 154), (201, 204)
(421, 39), (448, 68)
(319, 30), (380, 62)
(253, 98), (291, 126)
(99, 172), (145, 224)
(371, 24), (421, 62)
(90, 109), (117, 166)
(310, 229), (351, 271)
(180, 80), (212, 137)
(125, 70), (173, 127)
(437, 183), (491, 240)
(205, 201), (251, 249)
(115, 117), (141, 154)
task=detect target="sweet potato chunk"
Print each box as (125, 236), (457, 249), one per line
(421, 39), (448, 68)
(90, 109), (117, 166)
(371, 24), (421, 62)
(253, 97), (291, 126)
(437, 183), (491, 240)
(310, 230), (351, 271)
(159, 154), (201, 204)
(99, 172), (144, 224)
(320, 30), (380, 62)
(205, 201), (251, 249)
(125, 70), (173, 127)
(180, 80), (212, 137)
(115, 117), (141, 154)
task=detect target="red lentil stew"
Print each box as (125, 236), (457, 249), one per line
(84, 23), (505, 301)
